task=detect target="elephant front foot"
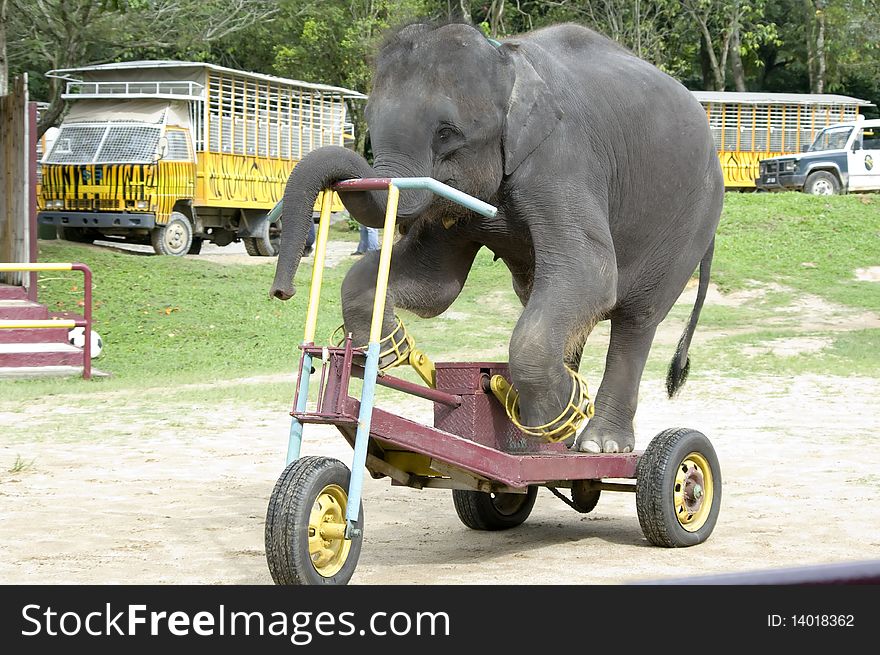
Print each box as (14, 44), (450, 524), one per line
(339, 315), (414, 371)
(571, 416), (635, 454)
(493, 368), (594, 443)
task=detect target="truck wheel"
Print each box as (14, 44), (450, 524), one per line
(151, 212), (193, 256)
(56, 226), (96, 243)
(804, 171), (840, 196)
(188, 237), (203, 255)
(243, 235), (280, 257)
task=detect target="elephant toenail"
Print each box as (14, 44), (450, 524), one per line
(604, 440), (620, 453)
(622, 444), (633, 453)
(579, 440), (602, 454)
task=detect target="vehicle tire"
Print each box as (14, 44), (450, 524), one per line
(571, 481), (601, 514)
(243, 234), (280, 257)
(243, 237), (261, 257)
(452, 486), (538, 531)
(265, 456), (363, 586)
(56, 226), (96, 243)
(187, 237), (203, 255)
(803, 171), (841, 196)
(636, 428), (722, 548)
(150, 211), (193, 256)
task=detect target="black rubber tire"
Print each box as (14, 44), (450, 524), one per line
(636, 428), (722, 548)
(150, 211), (193, 256)
(803, 170), (841, 196)
(265, 456), (363, 585)
(56, 226), (96, 243)
(243, 237), (261, 257)
(452, 486), (538, 531)
(243, 234), (280, 257)
(187, 237), (203, 255)
(571, 481), (602, 514)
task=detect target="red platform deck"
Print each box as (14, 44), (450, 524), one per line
(293, 346), (640, 490)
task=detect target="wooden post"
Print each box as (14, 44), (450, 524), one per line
(0, 75), (31, 291)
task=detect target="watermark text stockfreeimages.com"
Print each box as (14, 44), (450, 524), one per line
(21, 603), (450, 645)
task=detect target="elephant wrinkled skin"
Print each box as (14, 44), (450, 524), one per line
(270, 22), (723, 454)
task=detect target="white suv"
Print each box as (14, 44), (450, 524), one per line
(756, 118), (880, 195)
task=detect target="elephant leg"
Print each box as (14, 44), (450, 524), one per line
(572, 320), (658, 453)
(340, 223), (480, 362)
(507, 214), (617, 441)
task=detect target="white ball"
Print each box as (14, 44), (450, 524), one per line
(67, 327), (103, 358)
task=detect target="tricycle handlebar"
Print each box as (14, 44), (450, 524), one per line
(333, 177), (498, 218)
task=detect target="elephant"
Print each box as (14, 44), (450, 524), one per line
(269, 21), (723, 454)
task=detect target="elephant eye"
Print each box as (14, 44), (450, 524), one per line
(437, 127), (454, 141)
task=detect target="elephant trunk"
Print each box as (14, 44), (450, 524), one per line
(269, 146), (382, 301)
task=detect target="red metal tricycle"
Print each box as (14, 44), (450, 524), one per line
(264, 179), (722, 585)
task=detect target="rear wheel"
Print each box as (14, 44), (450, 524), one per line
(636, 428), (722, 547)
(452, 486), (538, 531)
(56, 226), (96, 243)
(243, 234), (280, 257)
(804, 171), (840, 196)
(187, 237), (203, 255)
(151, 211), (193, 256)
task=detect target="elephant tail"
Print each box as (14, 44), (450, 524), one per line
(666, 238), (715, 398)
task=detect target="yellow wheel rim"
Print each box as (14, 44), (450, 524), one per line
(308, 484), (351, 578)
(673, 452), (714, 532)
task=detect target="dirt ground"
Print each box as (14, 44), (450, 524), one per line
(2, 245), (879, 584)
(2, 367), (878, 585)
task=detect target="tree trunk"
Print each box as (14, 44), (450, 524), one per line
(729, 25), (747, 92)
(815, 2), (826, 93)
(452, 0), (471, 23)
(488, 0), (504, 37)
(804, 0), (817, 92)
(0, 0), (8, 96)
(699, 40), (714, 90)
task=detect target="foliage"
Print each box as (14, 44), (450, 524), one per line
(4, 0), (279, 134)
(4, 0), (880, 127)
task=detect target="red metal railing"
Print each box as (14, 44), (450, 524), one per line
(0, 262), (93, 379)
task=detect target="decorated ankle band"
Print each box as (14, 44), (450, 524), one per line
(333, 315), (413, 372)
(490, 367), (595, 442)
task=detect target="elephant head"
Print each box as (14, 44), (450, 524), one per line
(270, 22), (562, 301)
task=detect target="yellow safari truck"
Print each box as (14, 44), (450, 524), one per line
(37, 61), (365, 255)
(692, 91), (874, 189)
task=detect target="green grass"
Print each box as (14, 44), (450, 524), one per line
(7, 455), (36, 473)
(714, 193), (880, 310)
(3, 193), (879, 400)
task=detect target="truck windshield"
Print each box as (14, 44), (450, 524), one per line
(45, 123), (162, 164)
(808, 126), (853, 152)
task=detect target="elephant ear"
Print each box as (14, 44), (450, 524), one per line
(502, 45), (564, 176)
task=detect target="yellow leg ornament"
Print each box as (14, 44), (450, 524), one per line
(333, 316), (436, 387)
(490, 368), (595, 443)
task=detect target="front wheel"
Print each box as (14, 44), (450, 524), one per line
(636, 428), (721, 547)
(452, 486), (538, 531)
(151, 211), (193, 256)
(265, 456), (363, 585)
(804, 171), (841, 196)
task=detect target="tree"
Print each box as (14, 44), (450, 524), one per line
(6, 0), (279, 136)
(0, 0), (8, 95)
(269, 0), (428, 156)
(803, 0), (827, 92)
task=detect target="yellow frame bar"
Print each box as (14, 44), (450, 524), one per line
(0, 262), (73, 272)
(369, 184), (399, 343)
(302, 191), (336, 343)
(0, 320), (76, 329)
